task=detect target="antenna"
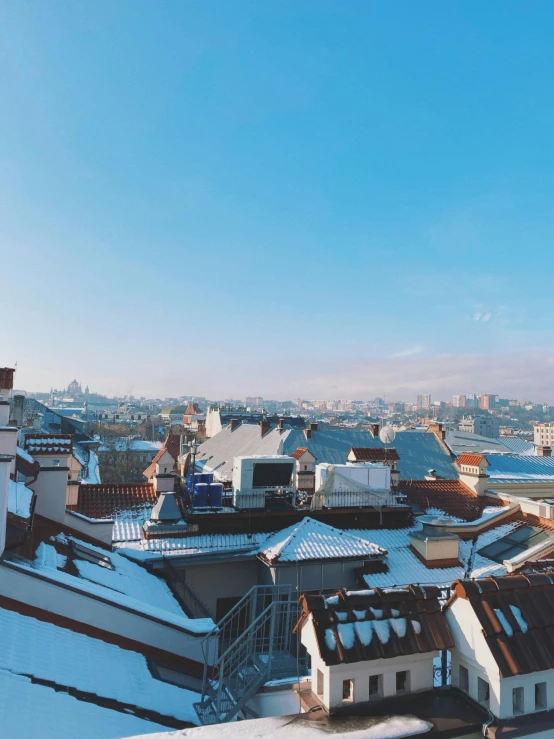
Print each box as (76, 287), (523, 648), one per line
(379, 425), (396, 445)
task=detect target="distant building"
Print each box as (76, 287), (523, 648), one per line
(479, 394), (496, 410)
(245, 397), (263, 407)
(416, 394), (431, 410)
(459, 415), (500, 438)
(534, 422), (554, 448)
(453, 395), (467, 408)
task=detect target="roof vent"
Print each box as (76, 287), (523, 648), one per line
(410, 515), (460, 566)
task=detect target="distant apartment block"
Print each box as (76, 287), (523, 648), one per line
(459, 415), (500, 438)
(535, 422), (554, 447)
(416, 394), (431, 410)
(452, 394), (467, 408)
(479, 394), (496, 410)
(245, 397), (263, 407)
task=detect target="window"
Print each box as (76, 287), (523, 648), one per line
(70, 541), (115, 570)
(369, 674), (383, 698)
(478, 677), (490, 707)
(316, 669), (324, 697)
(535, 682), (547, 711)
(459, 665), (469, 693)
(52, 459), (60, 467)
(342, 679), (354, 703)
(396, 670), (410, 693)
(478, 526), (549, 564)
(513, 686), (524, 715)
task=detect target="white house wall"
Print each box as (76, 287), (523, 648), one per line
(301, 615), (437, 711)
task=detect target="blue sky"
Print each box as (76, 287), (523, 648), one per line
(2, 1), (554, 400)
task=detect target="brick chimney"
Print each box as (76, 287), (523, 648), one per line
(230, 418), (240, 432)
(11, 394), (24, 427)
(260, 420), (271, 437)
(305, 428), (312, 440)
(427, 422), (446, 442)
(538, 446), (552, 457)
(0, 368), (14, 397)
(369, 422), (380, 438)
(310, 422), (319, 432)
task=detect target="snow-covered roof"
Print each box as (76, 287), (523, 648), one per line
(16, 445), (35, 465)
(0, 670), (168, 739)
(8, 480), (34, 519)
(20, 535), (214, 634)
(0, 604), (199, 725)
(486, 453), (554, 482)
(259, 517), (386, 564)
(196, 424), (457, 482)
(124, 714), (434, 739)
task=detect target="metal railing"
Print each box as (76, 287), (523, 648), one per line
(164, 562), (212, 620)
(194, 585), (307, 725)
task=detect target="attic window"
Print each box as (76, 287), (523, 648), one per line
(70, 541), (115, 570)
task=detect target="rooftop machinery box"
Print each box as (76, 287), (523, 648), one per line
(315, 462), (391, 492)
(232, 455), (296, 509)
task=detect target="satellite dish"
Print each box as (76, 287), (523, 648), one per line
(379, 425), (396, 445)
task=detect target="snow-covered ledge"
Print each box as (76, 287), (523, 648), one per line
(64, 510), (114, 546)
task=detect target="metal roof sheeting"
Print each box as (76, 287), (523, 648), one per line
(486, 454), (554, 482)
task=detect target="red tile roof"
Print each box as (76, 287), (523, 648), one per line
(451, 573), (554, 676)
(349, 447), (400, 462)
(290, 447), (311, 460)
(398, 479), (504, 521)
(143, 435), (180, 479)
(297, 585), (454, 666)
(456, 453), (488, 467)
(71, 483), (156, 520)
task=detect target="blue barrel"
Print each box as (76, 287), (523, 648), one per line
(201, 472), (214, 486)
(194, 483), (209, 507)
(208, 482), (223, 507)
(188, 472), (203, 492)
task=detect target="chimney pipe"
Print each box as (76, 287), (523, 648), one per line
(230, 418), (240, 432)
(370, 422), (380, 438)
(278, 418), (284, 430)
(12, 394), (24, 427)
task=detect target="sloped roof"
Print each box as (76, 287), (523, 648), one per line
(143, 434), (180, 479)
(196, 425), (458, 482)
(349, 447), (400, 462)
(258, 517), (386, 564)
(485, 453), (554, 483)
(445, 430), (518, 456)
(24, 434), (73, 455)
(0, 603), (199, 725)
(298, 585), (454, 666)
(71, 483), (156, 519)
(398, 479), (504, 521)
(290, 447), (312, 460)
(15, 445), (40, 477)
(450, 573), (554, 677)
(457, 453), (488, 467)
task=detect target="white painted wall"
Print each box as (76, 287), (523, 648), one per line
(445, 597), (554, 720)
(0, 456), (11, 556)
(301, 615), (437, 711)
(0, 560), (213, 665)
(29, 467), (69, 523)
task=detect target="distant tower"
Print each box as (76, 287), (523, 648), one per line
(85, 386), (89, 396)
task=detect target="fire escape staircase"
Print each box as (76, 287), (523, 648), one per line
(193, 585), (306, 725)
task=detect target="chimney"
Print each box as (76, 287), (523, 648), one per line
(278, 418), (285, 432)
(153, 472), (176, 495)
(409, 515), (460, 566)
(0, 368), (15, 397)
(370, 422), (380, 438)
(11, 394), (24, 427)
(538, 446), (552, 457)
(305, 428), (312, 440)
(0, 399), (9, 427)
(310, 422), (318, 432)
(230, 418), (240, 432)
(260, 420), (271, 437)
(33, 413), (43, 432)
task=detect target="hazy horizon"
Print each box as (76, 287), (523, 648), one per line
(3, 1), (554, 401)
